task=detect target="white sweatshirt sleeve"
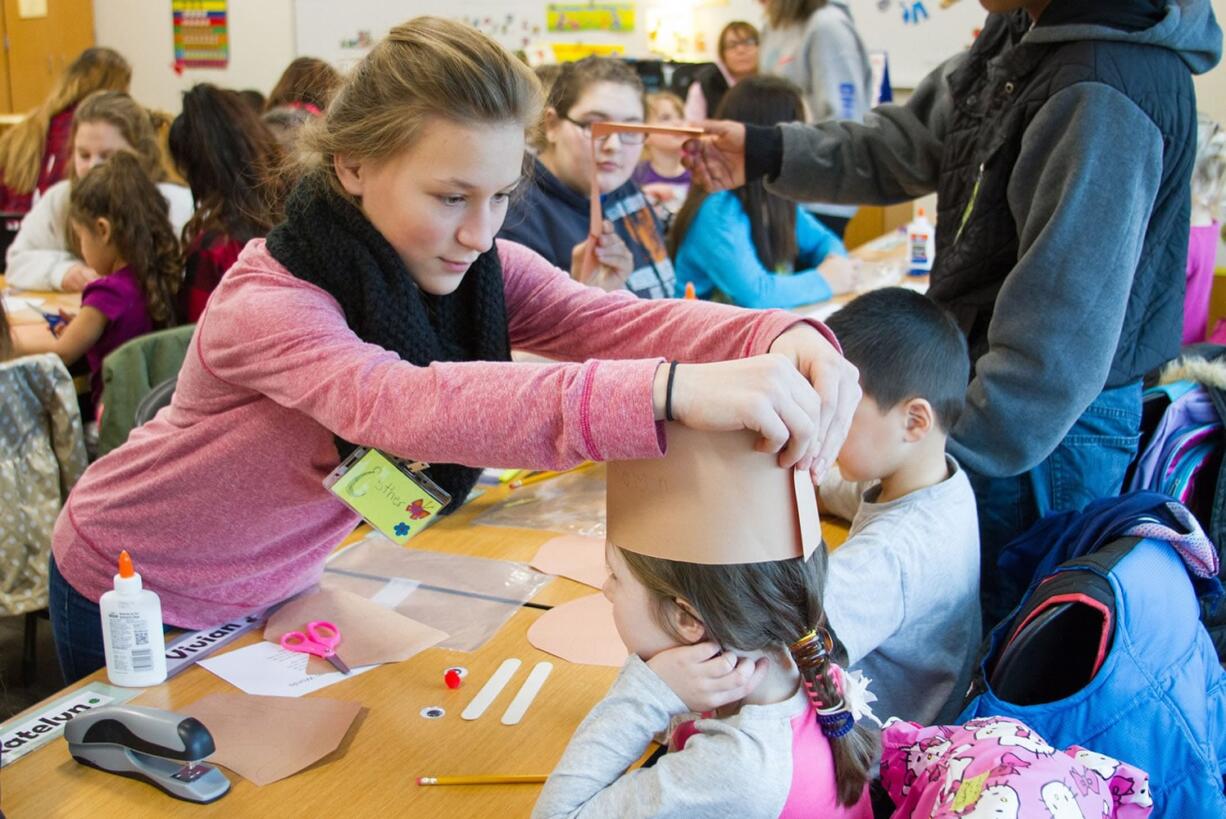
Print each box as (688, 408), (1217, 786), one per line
(5, 180), (77, 291)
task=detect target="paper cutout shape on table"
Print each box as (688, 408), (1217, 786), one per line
(264, 587), (447, 675)
(607, 423), (821, 564)
(184, 693), (361, 786)
(198, 640), (375, 697)
(531, 535), (607, 589)
(528, 593), (627, 667)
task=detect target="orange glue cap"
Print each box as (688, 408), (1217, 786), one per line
(117, 550), (135, 578)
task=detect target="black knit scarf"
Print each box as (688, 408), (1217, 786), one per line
(266, 175), (511, 513)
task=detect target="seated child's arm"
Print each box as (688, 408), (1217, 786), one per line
(817, 464), (868, 521)
(11, 306), (107, 367)
(823, 533), (906, 668)
(533, 656), (781, 819)
(794, 207), (847, 270)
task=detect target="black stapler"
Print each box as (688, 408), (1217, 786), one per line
(64, 705), (230, 803)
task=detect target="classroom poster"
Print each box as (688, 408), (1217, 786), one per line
(173, 0), (229, 69)
(546, 3), (635, 33)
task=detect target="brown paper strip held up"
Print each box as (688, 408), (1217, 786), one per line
(264, 587), (447, 675)
(527, 593), (628, 667)
(607, 424), (821, 564)
(185, 693), (361, 786)
(530, 534), (607, 589)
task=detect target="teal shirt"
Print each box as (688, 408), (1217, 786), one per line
(673, 191), (846, 308)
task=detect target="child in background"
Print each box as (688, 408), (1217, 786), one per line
(633, 92), (691, 224)
(669, 77), (853, 308)
(170, 84), (284, 322)
(265, 56), (341, 114)
(11, 152), (180, 416)
(6, 91), (193, 292)
(0, 47), (130, 216)
(819, 288), (980, 725)
(535, 429), (874, 817)
(1186, 115), (1225, 344)
(500, 56), (677, 298)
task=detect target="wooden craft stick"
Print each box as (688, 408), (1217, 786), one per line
(416, 775), (548, 786)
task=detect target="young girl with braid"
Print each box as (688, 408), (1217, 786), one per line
(535, 427), (875, 818)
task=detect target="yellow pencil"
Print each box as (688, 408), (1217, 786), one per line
(417, 775), (547, 786)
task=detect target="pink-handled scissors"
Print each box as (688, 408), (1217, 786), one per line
(279, 620), (351, 674)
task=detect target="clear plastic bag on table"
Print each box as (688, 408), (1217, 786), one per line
(472, 463), (607, 538)
(322, 533), (551, 651)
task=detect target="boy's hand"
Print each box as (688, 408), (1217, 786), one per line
(647, 641), (767, 712)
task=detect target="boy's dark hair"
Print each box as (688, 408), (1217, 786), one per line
(826, 287), (970, 431)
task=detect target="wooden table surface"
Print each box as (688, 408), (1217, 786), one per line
(2, 467), (849, 818)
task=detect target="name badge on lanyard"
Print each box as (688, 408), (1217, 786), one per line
(324, 448), (451, 544)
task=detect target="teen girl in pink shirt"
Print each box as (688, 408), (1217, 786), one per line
(49, 17), (859, 683)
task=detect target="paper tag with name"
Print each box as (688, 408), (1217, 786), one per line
(324, 448), (450, 544)
(0, 682), (139, 767)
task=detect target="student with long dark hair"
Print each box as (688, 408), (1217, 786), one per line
(169, 84), (284, 322)
(670, 77), (853, 308)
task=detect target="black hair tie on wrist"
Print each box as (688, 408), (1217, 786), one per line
(665, 361), (679, 423)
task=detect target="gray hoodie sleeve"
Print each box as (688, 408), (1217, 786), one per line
(947, 82), (1163, 476)
(767, 52), (962, 206)
(532, 656), (787, 819)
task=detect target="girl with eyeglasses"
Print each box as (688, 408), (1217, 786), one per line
(684, 21), (761, 123)
(500, 56), (677, 298)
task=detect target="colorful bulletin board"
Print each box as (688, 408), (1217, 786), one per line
(546, 3), (635, 33)
(172, 0), (229, 69)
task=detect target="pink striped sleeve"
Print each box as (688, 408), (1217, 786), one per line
(497, 239), (837, 363)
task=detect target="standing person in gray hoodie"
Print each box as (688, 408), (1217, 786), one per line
(685, 0), (1222, 630)
(760, 0), (873, 238)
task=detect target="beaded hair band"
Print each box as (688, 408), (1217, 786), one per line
(789, 627), (855, 740)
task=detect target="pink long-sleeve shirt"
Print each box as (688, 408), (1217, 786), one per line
(54, 239), (829, 628)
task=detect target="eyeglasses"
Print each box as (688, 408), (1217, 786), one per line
(724, 37), (758, 50)
(563, 116), (646, 145)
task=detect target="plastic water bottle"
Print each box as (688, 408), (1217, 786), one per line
(906, 208), (935, 276)
(99, 550), (167, 686)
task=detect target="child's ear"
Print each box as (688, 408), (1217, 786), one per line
(540, 107), (562, 147)
(93, 217), (112, 244)
(671, 598), (707, 644)
(902, 397), (935, 443)
(334, 155), (366, 198)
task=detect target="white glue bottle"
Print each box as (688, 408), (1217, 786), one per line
(99, 550), (167, 686)
(906, 207), (936, 275)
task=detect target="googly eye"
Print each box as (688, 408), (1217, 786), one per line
(420, 706), (446, 719)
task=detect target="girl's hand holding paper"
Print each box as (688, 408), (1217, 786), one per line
(655, 354), (828, 472)
(571, 220), (632, 292)
(768, 323), (862, 482)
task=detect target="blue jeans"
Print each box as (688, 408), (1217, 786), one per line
(968, 380), (1143, 632)
(49, 555), (108, 684)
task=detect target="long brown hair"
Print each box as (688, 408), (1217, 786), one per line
(765, 0), (827, 28)
(298, 17), (542, 202)
(618, 546), (877, 807)
(669, 76), (803, 269)
(169, 84), (283, 248)
(70, 91), (167, 184)
(0, 47), (130, 195)
(266, 56), (342, 112)
(69, 152), (182, 328)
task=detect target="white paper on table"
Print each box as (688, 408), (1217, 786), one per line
(2, 295), (44, 312)
(198, 641), (374, 697)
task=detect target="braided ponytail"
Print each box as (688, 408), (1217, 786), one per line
(791, 623), (878, 807)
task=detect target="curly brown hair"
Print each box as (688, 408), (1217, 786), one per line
(68, 151), (182, 328)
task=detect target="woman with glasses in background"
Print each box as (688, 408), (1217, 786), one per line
(500, 57), (676, 298)
(684, 21), (761, 123)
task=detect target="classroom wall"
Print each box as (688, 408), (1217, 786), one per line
(94, 0), (295, 113)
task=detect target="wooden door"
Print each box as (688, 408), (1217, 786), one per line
(3, 0), (95, 114)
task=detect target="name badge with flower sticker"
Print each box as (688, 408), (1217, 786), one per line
(324, 448), (451, 544)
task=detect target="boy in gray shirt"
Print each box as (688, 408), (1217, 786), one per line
(820, 288), (980, 725)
